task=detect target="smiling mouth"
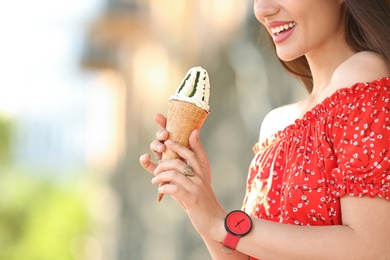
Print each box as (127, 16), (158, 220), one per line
(271, 22), (297, 36)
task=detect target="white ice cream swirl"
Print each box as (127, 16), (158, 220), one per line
(169, 66), (210, 113)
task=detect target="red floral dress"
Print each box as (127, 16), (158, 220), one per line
(242, 77), (390, 259)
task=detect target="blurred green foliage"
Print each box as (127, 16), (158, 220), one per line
(0, 116), (12, 163)
(0, 115), (90, 260)
(0, 167), (89, 260)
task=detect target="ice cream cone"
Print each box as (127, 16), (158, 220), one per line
(157, 100), (209, 202)
(156, 66), (210, 203)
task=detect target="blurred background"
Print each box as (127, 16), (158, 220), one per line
(0, 0), (306, 259)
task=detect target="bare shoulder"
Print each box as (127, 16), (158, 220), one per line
(259, 102), (301, 144)
(331, 51), (390, 90)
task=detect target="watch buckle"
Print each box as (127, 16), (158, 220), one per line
(221, 245), (235, 254)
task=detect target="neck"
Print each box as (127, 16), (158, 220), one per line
(305, 33), (355, 96)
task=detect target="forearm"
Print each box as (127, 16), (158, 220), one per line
(200, 196), (389, 259)
(202, 214), (362, 259)
(216, 218), (384, 260)
(238, 219), (356, 260)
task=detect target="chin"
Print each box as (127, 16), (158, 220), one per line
(276, 53), (298, 62)
(275, 48), (301, 62)
(278, 56), (296, 62)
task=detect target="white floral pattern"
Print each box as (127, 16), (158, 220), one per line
(243, 78), (390, 233)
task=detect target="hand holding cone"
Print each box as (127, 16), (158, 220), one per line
(158, 67), (210, 202)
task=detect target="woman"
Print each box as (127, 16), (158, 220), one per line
(140, 0), (390, 259)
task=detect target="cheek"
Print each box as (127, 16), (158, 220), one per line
(253, 6), (264, 25)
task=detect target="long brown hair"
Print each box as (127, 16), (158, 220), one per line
(278, 0), (390, 93)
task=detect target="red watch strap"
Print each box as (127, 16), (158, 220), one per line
(222, 232), (240, 253)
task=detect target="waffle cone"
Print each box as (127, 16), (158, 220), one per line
(157, 100), (209, 202)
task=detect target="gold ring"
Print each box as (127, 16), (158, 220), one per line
(183, 165), (195, 177)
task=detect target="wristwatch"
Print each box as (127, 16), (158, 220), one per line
(222, 210), (253, 253)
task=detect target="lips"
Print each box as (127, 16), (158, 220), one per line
(270, 22), (296, 35)
(267, 21), (297, 44)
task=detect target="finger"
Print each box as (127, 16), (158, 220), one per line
(157, 181), (190, 210)
(139, 153), (158, 175)
(188, 129), (211, 182)
(158, 182), (190, 200)
(154, 158), (185, 176)
(164, 140), (199, 169)
(150, 140), (165, 160)
(152, 170), (189, 209)
(151, 169), (183, 185)
(188, 129), (208, 164)
(154, 170), (206, 211)
(152, 170), (193, 195)
(154, 147), (204, 185)
(156, 129), (169, 141)
(154, 160), (200, 183)
(153, 113), (167, 128)
(165, 140), (196, 159)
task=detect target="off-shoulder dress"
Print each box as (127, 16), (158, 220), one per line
(242, 78), (390, 258)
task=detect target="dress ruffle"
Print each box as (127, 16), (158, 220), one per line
(243, 77), (390, 227)
(330, 166), (390, 199)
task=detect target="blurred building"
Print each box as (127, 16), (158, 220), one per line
(79, 1), (306, 260)
(2, 0), (305, 259)
(78, 0), (307, 260)
(5, 0), (107, 175)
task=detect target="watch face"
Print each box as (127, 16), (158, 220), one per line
(225, 210), (252, 236)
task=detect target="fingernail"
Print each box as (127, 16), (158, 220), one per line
(159, 130), (165, 138)
(156, 143), (163, 151)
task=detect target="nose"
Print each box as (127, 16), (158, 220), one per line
(254, 0), (279, 22)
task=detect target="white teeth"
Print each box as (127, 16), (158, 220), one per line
(271, 22), (296, 35)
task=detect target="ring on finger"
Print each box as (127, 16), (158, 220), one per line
(183, 165), (195, 177)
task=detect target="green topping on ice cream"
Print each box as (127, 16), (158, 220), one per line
(169, 66), (210, 112)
